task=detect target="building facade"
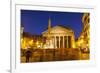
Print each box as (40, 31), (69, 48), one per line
(76, 13), (90, 49)
(42, 18), (75, 49)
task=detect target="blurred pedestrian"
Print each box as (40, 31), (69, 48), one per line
(25, 48), (32, 63)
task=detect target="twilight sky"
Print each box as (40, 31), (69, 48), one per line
(21, 10), (84, 39)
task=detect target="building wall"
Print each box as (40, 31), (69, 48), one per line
(76, 13), (90, 49)
(42, 26), (75, 49)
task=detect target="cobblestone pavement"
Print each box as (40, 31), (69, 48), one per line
(21, 48), (90, 63)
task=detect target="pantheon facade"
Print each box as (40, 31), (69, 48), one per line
(42, 19), (75, 49)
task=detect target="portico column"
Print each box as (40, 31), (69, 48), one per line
(59, 36), (60, 48)
(67, 36), (69, 48)
(53, 37), (55, 48)
(54, 36), (57, 48)
(63, 36), (64, 48)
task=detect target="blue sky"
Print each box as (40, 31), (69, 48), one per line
(21, 10), (84, 39)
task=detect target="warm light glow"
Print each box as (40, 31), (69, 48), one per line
(79, 39), (84, 44)
(36, 41), (39, 45)
(72, 44), (75, 48)
(21, 38), (29, 49)
(29, 40), (33, 46)
(37, 45), (41, 48)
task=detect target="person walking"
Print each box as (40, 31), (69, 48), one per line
(25, 48), (32, 63)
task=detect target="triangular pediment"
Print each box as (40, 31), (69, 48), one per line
(42, 25), (73, 34)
